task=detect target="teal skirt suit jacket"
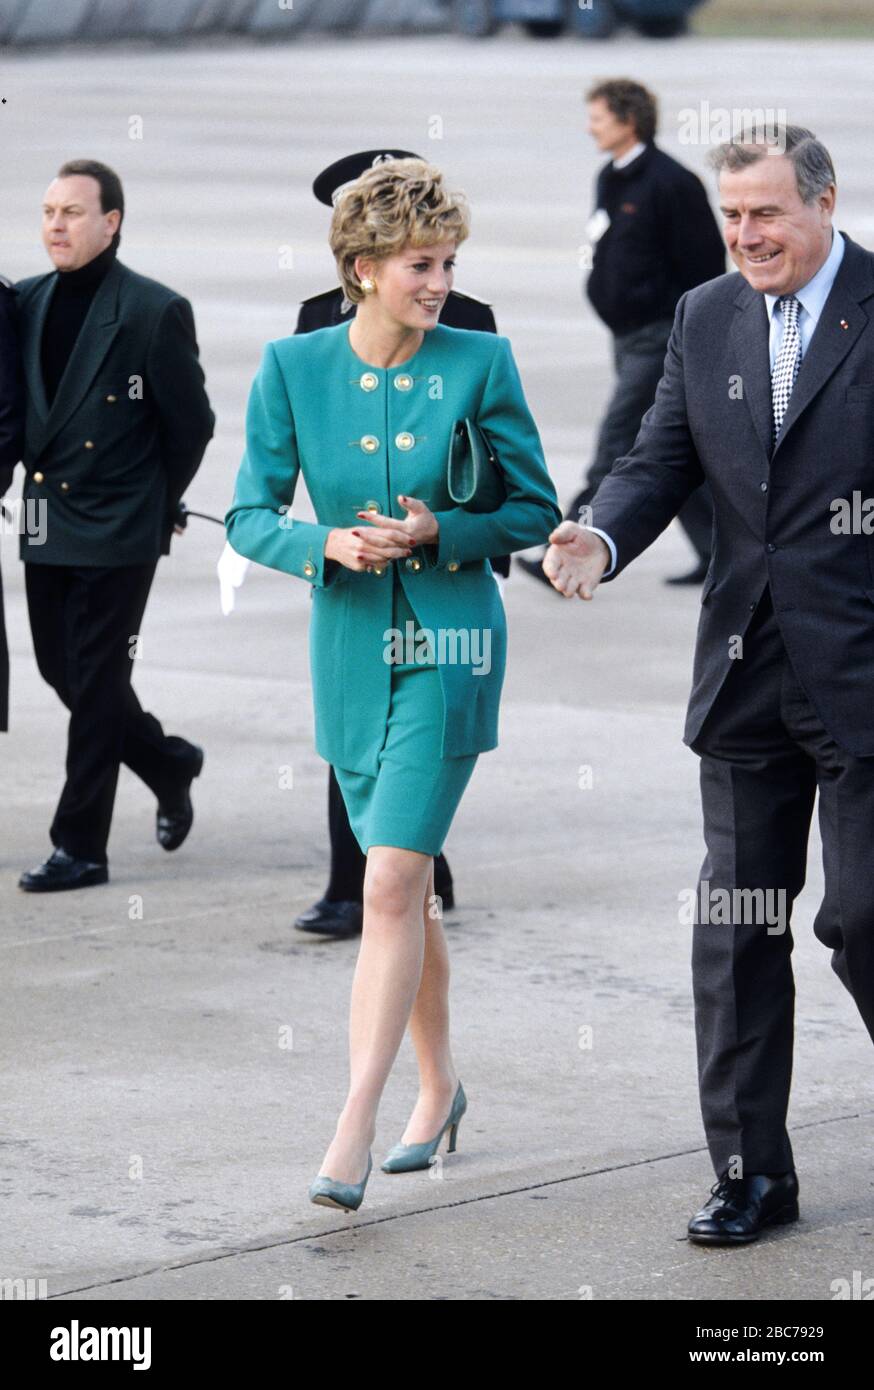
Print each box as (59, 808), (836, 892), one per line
(226, 320), (561, 854)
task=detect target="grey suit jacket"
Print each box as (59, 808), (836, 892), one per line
(589, 230), (874, 756)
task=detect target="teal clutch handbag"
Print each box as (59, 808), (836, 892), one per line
(447, 417), (506, 513)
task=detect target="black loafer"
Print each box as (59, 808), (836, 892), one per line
(688, 1170), (799, 1245)
(19, 846), (108, 893)
(156, 745), (204, 851)
(294, 898), (363, 937)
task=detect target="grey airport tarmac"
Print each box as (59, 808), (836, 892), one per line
(1, 32), (873, 1300)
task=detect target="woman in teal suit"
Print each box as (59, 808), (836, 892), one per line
(226, 159), (560, 1211)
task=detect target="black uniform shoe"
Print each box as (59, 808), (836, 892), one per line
(665, 562), (709, 586)
(687, 1170), (799, 1245)
(156, 745), (204, 851)
(18, 847), (109, 893)
(294, 898), (363, 937)
(515, 553), (555, 588)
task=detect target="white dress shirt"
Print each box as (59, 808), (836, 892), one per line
(585, 228), (846, 578)
(612, 141), (646, 170)
(764, 227), (844, 369)
(580, 142), (648, 567)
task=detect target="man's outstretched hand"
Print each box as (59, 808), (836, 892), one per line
(543, 522), (610, 600)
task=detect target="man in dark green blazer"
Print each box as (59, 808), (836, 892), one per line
(15, 159), (214, 891)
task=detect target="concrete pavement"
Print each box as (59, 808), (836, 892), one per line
(1, 33), (873, 1301)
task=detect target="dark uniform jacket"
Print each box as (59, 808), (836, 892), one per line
(295, 285), (497, 336)
(15, 257), (214, 567)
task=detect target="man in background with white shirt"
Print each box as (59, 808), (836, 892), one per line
(520, 78), (724, 588)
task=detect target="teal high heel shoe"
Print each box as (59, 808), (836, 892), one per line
(381, 1082), (467, 1173)
(309, 1151), (372, 1212)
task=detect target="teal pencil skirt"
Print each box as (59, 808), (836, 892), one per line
(333, 571), (478, 857)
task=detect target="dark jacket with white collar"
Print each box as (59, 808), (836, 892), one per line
(587, 141), (726, 335)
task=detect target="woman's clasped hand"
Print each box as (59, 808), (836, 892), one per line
(325, 494), (439, 571)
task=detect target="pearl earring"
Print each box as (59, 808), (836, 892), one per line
(360, 277), (376, 294)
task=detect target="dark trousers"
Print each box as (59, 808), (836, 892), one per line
(25, 562), (194, 864)
(690, 586), (874, 1177)
(325, 765), (453, 903)
(567, 317), (713, 565)
(0, 558), (8, 732)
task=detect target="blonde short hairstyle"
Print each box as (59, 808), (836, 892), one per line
(329, 158), (470, 305)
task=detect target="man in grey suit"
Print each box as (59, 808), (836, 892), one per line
(543, 126), (874, 1244)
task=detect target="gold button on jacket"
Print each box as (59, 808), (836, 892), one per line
(360, 435), (379, 453)
(395, 432), (415, 450)
(393, 374), (413, 391)
(33, 471), (44, 483)
(359, 372), (378, 392)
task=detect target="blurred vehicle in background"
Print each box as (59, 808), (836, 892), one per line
(449, 0), (708, 39)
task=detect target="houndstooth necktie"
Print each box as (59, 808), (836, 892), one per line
(771, 295), (802, 442)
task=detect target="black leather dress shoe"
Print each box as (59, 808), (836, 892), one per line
(156, 745), (204, 851)
(665, 562), (709, 586)
(294, 898), (363, 937)
(19, 847), (108, 893)
(515, 553), (555, 588)
(688, 1171), (799, 1245)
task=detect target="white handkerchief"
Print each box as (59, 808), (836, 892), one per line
(217, 541), (250, 615)
(586, 208), (611, 244)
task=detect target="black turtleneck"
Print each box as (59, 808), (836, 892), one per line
(40, 243), (117, 405)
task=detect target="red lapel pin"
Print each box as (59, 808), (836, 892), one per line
(840, 319), (849, 329)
